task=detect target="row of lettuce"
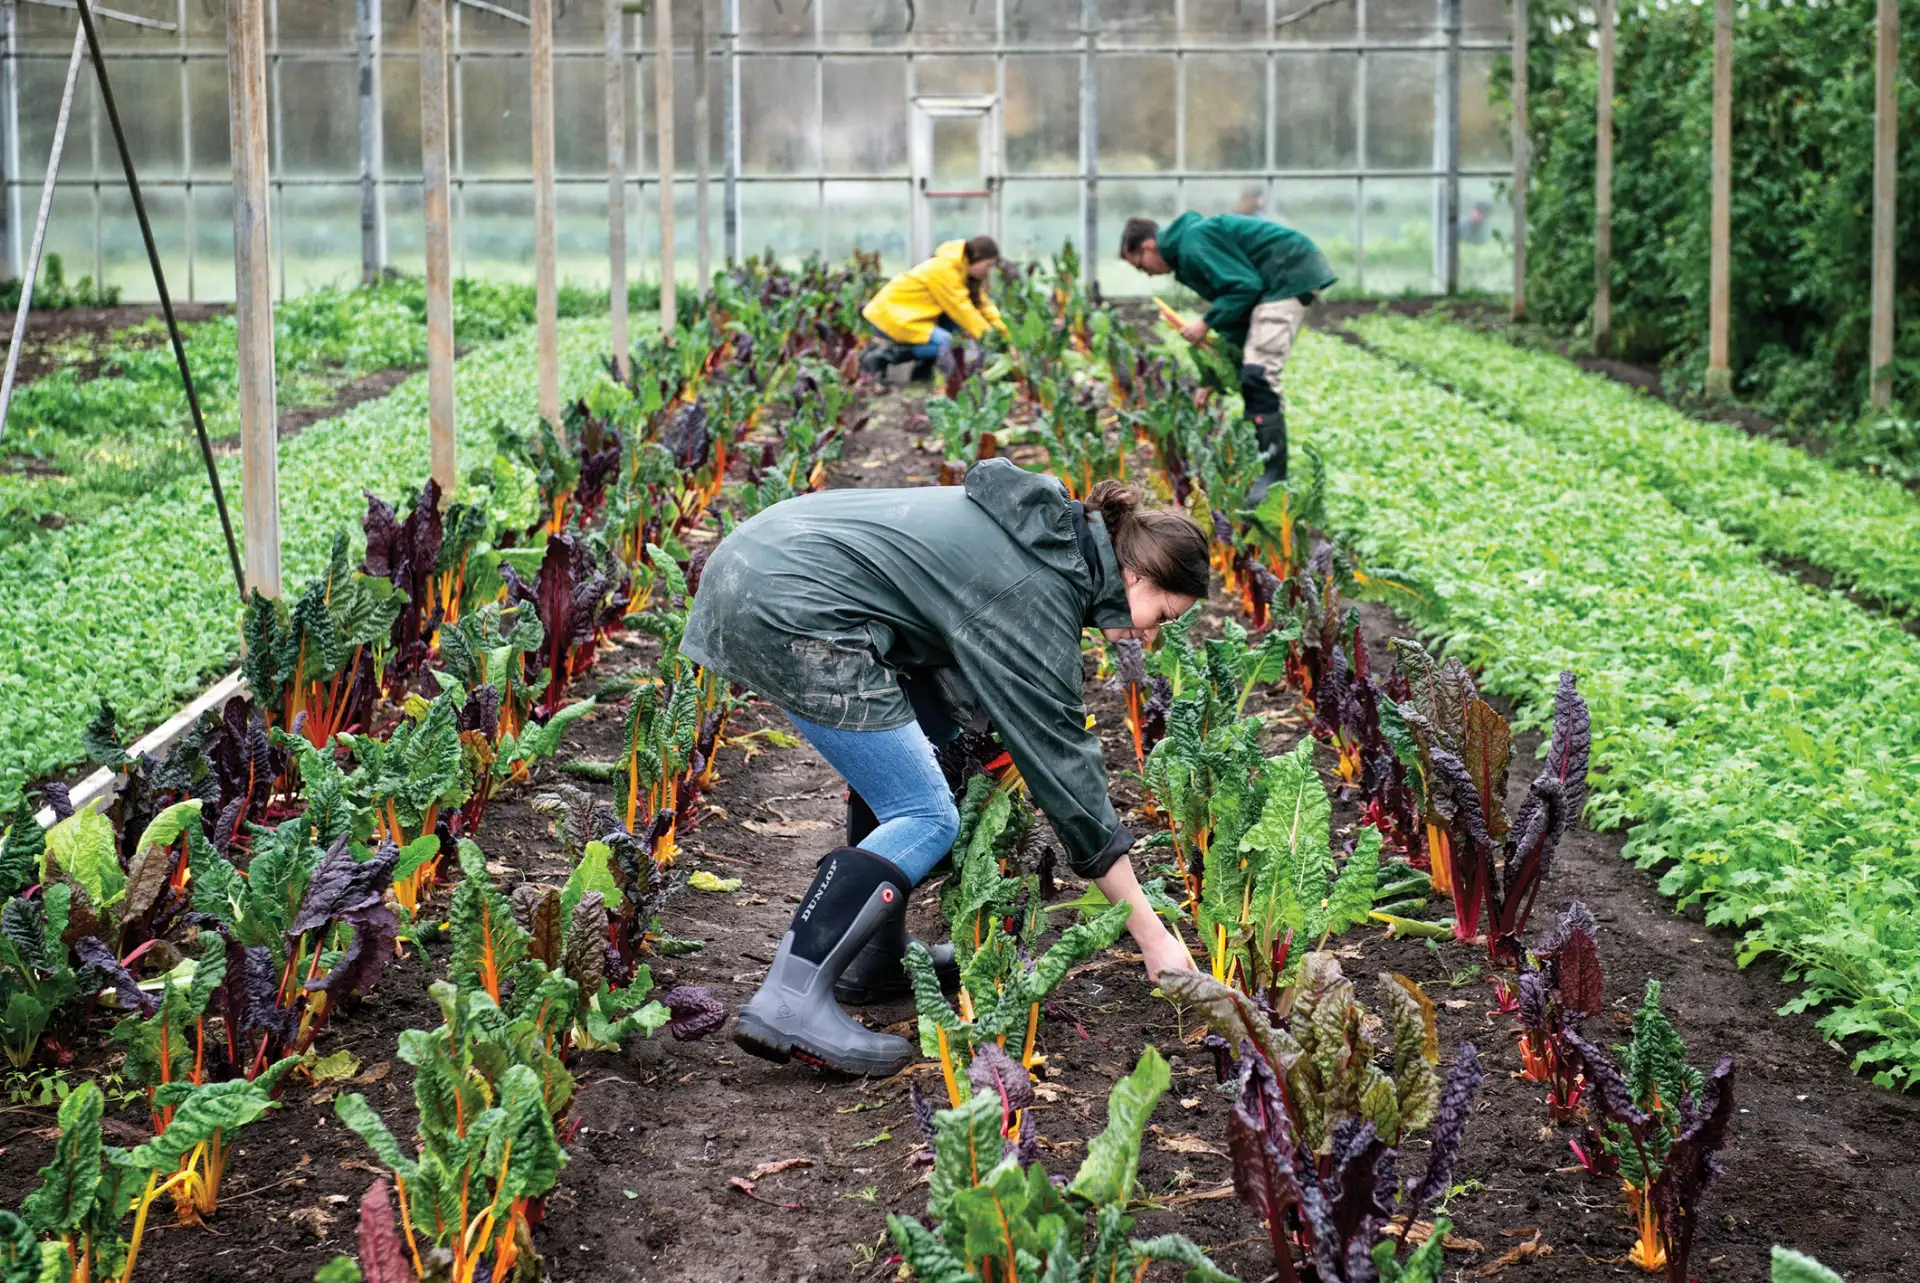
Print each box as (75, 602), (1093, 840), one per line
(0, 257), (874, 1283)
(1351, 312), (1920, 618)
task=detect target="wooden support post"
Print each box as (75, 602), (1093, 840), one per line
(420, 0), (456, 501)
(606, 0), (629, 378)
(1870, 0), (1899, 410)
(1510, 0), (1527, 320)
(228, 0), (279, 597)
(656, 0), (676, 330)
(1705, 0), (1732, 400)
(1592, 0), (1614, 355)
(532, 0), (560, 429)
(693, 0), (710, 294)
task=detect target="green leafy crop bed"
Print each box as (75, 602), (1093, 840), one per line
(0, 317), (614, 811)
(1350, 312), (1920, 617)
(1291, 330), (1920, 1089)
(0, 277), (607, 543)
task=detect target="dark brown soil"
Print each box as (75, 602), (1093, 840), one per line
(0, 304), (228, 388)
(3, 384), (1915, 1283)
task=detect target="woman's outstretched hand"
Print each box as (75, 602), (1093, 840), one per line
(1139, 921), (1198, 985)
(1093, 853), (1199, 983)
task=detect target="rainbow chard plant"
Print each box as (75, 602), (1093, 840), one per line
(1222, 1026), (1483, 1283)
(887, 1045), (1235, 1283)
(1423, 671), (1591, 963)
(1565, 984), (1736, 1282)
(335, 981), (571, 1283)
(362, 478), (450, 697)
(10, 1074), (288, 1283)
(242, 533), (404, 751)
(500, 531), (614, 720)
(1515, 902), (1605, 1121)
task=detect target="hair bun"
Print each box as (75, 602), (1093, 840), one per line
(1083, 479), (1140, 531)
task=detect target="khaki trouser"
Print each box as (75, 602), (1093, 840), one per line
(1241, 296), (1309, 408)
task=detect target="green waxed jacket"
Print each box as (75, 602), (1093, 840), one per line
(679, 459), (1138, 877)
(1158, 212), (1338, 347)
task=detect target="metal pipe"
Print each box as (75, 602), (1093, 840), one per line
(693, 0), (710, 291)
(607, 0), (628, 373)
(358, 0), (386, 285)
(75, 0), (244, 598)
(1705, 0), (1731, 398)
(1080, 0), (1096, 288)
(1510, 0), (1526, 319)
(723, 0), (737, 263)
(1439, 0), (1460, 294)
(1869, 0), (1898, 409)
(2, 1), (19, 280)
(0, 23), (86, 444)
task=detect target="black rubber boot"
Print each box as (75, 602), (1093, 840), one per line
(734, 847), (917, 1075)
(858, 344), (893, 380)
(1239, 363), (1288, 507)
(836, 791), (960, 1005)
(908, 357), (938, 384)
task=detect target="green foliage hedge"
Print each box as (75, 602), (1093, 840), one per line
(1514, 0), (1920, 464)
(1290, 329), (1920, 1090)
(0, 318), (614, 811)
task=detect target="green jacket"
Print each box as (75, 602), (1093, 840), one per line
(679, 460), (1137, 878)
(1158, 212), (1337, 347)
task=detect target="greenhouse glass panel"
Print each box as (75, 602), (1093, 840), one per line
(186, 0), (228, 52)
(382, 0), (419, 53)
(1275, 0), (1357, 43)
(276, 184), (362, 296)
(824, 0), (911, 49)
(1464, 0), (1509, 41)
(382, 180), (426, 279)
(279, 60), (360, 179)
(190, 185), (236, 302)
(1005, 56), (1079, 175)
(1368, 0), (1441, 39)
(273, 0), (354, 50)
(1182, 177), (1274, 220)
(1458, 175), (1513, 292)
(17, 63), (95, 183)
(741, 180), (826, 265)
(741, 0), (813, 50)
(1184, 54), (1265, 172)
(459, 183), (537, 282)
(1006, 0), (1079, 42)
(188, 59), (232, 178)
(1099, 55), (1176, 173)
(98, 187), (182, 298)
(1272, 52), (1357, 170)
(1270, 177), (1358, 284)
(739, 57), (821, 174)
(898, 0), (1001, 49)
(1185, 0), (1267, 40)
(1360, 176), (1436, 293)
(1365, 52), (1437, 169)
(1460, 50), (1508, 170)
(381, 55), (423, 173)
(557, 181), (615, 285)
(1101, 0), (1178, 47)
(913, 56), (996, 95)
(459, 57), (533, 174)
(87, 59), (183, 176)
(553, 57), (607, 178)
(457, 5), (536, 53)
(823, 181), (913, 270)
(823, 58), (909, 175)
(999, 179), (1082, 264)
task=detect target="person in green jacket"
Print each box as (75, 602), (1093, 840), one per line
(1121, 212), (1337, 504)
(680, 460), (1206, 1075)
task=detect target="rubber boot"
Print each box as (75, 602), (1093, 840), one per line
(734, 847), (916, 1075)
(908, 357), (938, 384)
(835, 792), (960, 1005)
(858, 344), (893, 381)
(1239, 363), (1288, 507)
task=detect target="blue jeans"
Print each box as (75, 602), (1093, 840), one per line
(785, 713), (959, 885)
(908, 322), (955, 362)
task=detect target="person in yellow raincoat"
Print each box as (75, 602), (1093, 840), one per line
(859, 235), (1010, 383)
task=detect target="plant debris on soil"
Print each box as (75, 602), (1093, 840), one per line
(2, 377), (1915, 1283)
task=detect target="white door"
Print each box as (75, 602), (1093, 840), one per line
(909, 95), (1001, 263)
